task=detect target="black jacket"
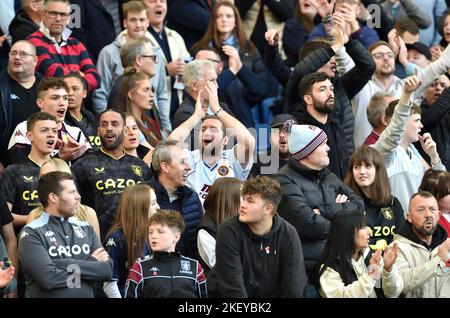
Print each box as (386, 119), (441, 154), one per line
(419, 87), (450, 170)
(293, 107), (349, 180)
(69, 0), (126, 63)
(274, 158), (364, 274)
(9, 10), (39, 44)
(208, 214), (307, 298)
(265, 40), (375, 154)
(0, 71), (41, 166)
(167, 0), (210, 51)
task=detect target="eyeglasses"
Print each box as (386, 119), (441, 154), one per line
(270, 128), (290, 135)
(372, 52), (395, 60)
(140, 55), (157, 62)
(9, 50), (35, 59)
(45, 10), (70, 18)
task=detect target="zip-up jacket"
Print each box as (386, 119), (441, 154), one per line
(125, 251), (207, 298)
(18, 213), (113, 298)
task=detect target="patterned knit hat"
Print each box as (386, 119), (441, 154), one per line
(288, 125), (327, 160)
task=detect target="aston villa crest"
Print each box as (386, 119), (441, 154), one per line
(131, 165), (142, 177)
(381, 207), (393, 220)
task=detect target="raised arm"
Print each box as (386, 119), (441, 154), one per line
(204, 81), (255, 168)
(168, 91), (206, 143)
(374, 75), (422, 157)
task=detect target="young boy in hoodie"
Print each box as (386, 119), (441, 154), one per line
(208, 176), (308, 298)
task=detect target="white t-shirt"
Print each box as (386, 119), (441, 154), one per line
(186, 146), (252, 203)
(8, 121), (91, 157)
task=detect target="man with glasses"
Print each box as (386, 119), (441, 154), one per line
(27, 0), (100, 92)
(94, 1), (167, 125)
(250, 114), (297, 177)
(353, 40), (450, 147)
(9, 0), (45, 44)
(106, 36), (170, 135)
(0, 40), (41, 169)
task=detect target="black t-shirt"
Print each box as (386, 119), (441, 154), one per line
(0, 196), (13, 227)
(0, 156), (41, 216)
(71, 148), (152, 240)
(8, 75), (40, 139)
(64, 109), (100, 148)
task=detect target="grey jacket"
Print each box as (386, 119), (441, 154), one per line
(381, 0), (431, 29)
(92, 31), (171, 132)
(19, 213), (113, 298)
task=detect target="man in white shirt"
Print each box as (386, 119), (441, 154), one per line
(168, 79), (255, 203)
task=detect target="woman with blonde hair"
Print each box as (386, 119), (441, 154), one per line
(26, 158), (100, 236)
(103, 184), (160, 298)
(117, 68), (162, 149)
(196, 177), (242, 273)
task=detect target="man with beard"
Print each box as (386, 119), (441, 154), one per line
(384, 192), (450, 298)
(18, 171), (113, 297)
(353, 40), (450, 147)
(250, 114), (297, 177)
(8, 77), (90, 164)
(71, 109), (152, 240)
(169, 81), (255, 204)
(295, 72), (349, 179)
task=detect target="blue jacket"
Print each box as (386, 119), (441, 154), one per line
(167, 0), (210, 51)
(149, 177), (203, 259)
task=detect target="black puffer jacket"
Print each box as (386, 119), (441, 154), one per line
(274, 158), (364, 274)
(293, 106), (349, 180)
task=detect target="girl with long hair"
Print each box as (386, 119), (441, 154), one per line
(313, 209), (399, 298)
(344, 146), (405, 248)
(117, 68), (162, 148)
(197, 177), (242, 273)
(103, 184), (160, 297)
